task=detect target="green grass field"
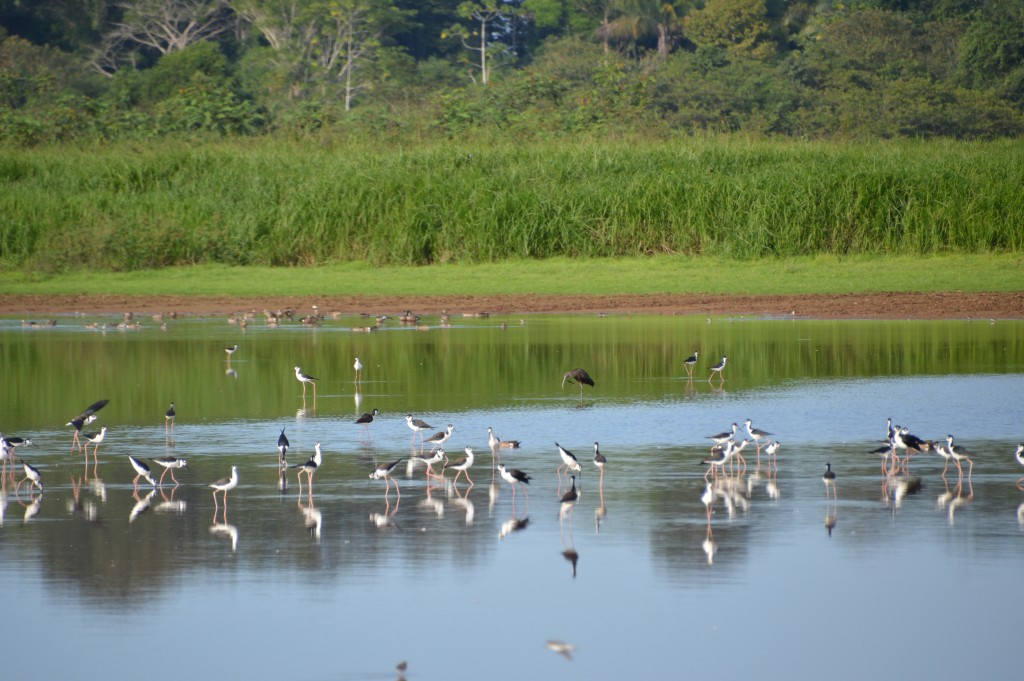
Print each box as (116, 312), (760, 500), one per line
(2, 137), (1023, 276)
(2, 254), (1021, 297)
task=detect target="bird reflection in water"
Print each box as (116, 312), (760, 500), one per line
(225, 367), (238, 379)
(560, 475), (578, 576)
(370, 497), (399, 529)
(154, 484), (187, 515)
(298, 497), (322, 541)
(129, 488), (156, 523)
(702, 524), (717, 565)
(418, 483), (444, 518)
(883, 475), (922, 515)
(449, 487), (475, 526)
(22, 493), (43, 523)
(825, 510), (837, 538)
(499, 515), (529, 540)
(210, 511), (239, 552)
(946, 480), (974, 526)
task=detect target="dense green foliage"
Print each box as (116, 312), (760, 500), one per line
(2, 138), (1021, 272)
(1, 0), (1022, 144)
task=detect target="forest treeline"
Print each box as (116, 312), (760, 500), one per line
(1, 0), (1023, 145)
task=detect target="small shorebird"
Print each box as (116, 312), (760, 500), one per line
(592, 442), (606, 481)
(444, 447), (475, 486)
(66, 399), (108, 451)
(153, 456), (187, 485)
(128, 455), (157, 488)
(277, 428), (290, 465)
(744, 419), (772, 454)
(292, 442), (322, 496)
(424, 424), (455, 452)
(823, 462), (837, 500)
(414, 447), (446, 479)
(84, 426), (108, 460)
(709, 356), (727, 382)
(707, 423), (738, 449)
(353, 357), (364, 383)
(1014, 444), (1024, 489)
(555, 442), (583, 484)
(683, 351), (699, 377)
(16, 459), (43, 494)
(294, 366), (318, 398)
(370, 459), (402, 498)
(405, 414), (433, 445)
(210, 466), (239, 510)
(225, 344), (238, 358)
(497, 463), (532, 502)
(165, 402), (175, 433)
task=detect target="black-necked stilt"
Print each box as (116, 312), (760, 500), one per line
(593, 442), (606, 479)
(683, 351), (699, 377)
(555, 443), (583, 486)
(370, 459), (402, 497)
(16, 459), (43, 493)
(744, 419), (772, 453)
(709, 356), (727, 381)
(210, 465), (239, 509)
(414, 447), (445, 479)
(871, 440), (897, 476)
(84, 426), (107, 460)
(1014, 444), (1024, 489)
(66, 398), (108, 451)
(894, 427), (930, 472)
(294, 366), (317, 398)
(128, 455), (157, 488)
(944, 434), (973, 480)
(153, 456), (187, 485)
(292, 442), (322, 495)
(707, 423), (738, 448)
(823, 462), (837, 500)
(405, 414), (433, 444)
(764, 441), (780, 468)
(353, 357), (363, 383)
(444, 447), (475, 486)
(277, 428), (289, 464)
(702, 441), (734, 480)
(165, 402), (175, 432)
(488, 426), (521, 450)
(424, 424), (455, 451)
(497, 463), (531, 501)
(355, 408), (380, 437)
(226, 344), (238, 358)
(561, 368), (595, 399)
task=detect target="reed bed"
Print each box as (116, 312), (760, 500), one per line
(1, 137), (1022, 272)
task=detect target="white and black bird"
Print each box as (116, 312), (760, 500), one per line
(292, 442), (323, 495)
(293, 366), (318, 398)
(424, 424), (455, 451)
(683, 351), (699, 377)
(370, 459), (403, 498)
(414, 447), (445, 479)
(128, 455), (157, 488)
(353, 357), (364, 383)
(153, 456), (187, 485)
(16, 459), (43, 493)
(405, 414), (433, 444)
(225, 344), (238, 358)
(555, 442), (583, 479)
(560, 475), (579, 506)
(944, 434), (973, 479)
(709, 356), (727, 381)
(210, 465), (239, 509)
(444, 447), (475, 486)
(744, 419), (772, 452)
(823, 462), (837, 500)
(593, 442), (606, 478)
(277, 428), (290, 464)
(497, 463), (532, 501)
(707, 423), (739, 448)
(1014, 444), (1024, 489)
(561, 368), (595, 399)
(66, 399), (108, 450)
(84, 426), (108, 459)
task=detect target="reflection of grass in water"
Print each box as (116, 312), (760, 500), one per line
(2, 253), (1021, 296)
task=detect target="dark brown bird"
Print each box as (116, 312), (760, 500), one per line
(561, 368), (594, 399)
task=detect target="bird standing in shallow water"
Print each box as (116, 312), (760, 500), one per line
(277, 428), (290, 465)
(370, 459), (402, 498)
(128, 455), (157, 489)
(165, 402), (175, 434)
(153, 456), (187, 485)
(210, 466), (239, 510)
(444, 447), (475, 487)
(1014, 444), (1024, 489)
(561, 368), (594, 400)
(823, 463), (837, 501)
(292, 442), (323, 496)
(16, 459), (43, 494)
(293, 366), (317, 399)
(405, 414), (433, 445)
(66, 399), (108, 452)
(353, 357), (363, 383)
(683, 351), (699, 378)
(709, 356), (727, 382)
(592, 442), (606, 483)
(497, 463), (532, 502)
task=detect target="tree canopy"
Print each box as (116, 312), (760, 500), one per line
(1, 0), (1021, 144)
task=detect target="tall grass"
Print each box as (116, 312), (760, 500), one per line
(1, 137), (1022, 272)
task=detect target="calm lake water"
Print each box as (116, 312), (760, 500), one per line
(1, 312), (1023, 680)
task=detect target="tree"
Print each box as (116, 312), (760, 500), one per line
(605, 0), (689, 58)
(685, 0), (774, 60)
(445, 1), (521, 84)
